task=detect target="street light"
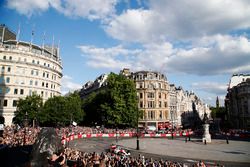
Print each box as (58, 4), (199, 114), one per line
(136, 108), (140, 150)
(23, 111), (28, 145)
(170, 110), (174, 139)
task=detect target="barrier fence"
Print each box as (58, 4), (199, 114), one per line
(61, 132), (193, 145)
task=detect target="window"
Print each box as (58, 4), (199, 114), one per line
(164, 102), (168, 108)
(3, 100), (7, 107)
(7, 67), (11, 72)
(158, 83), (161, 89)
(140, 93), (143, 99)
(147, 92), (154, 98)
(42, 82), (44, 87)
(140, 101), (143, 108)
(24, 58), (27, 62)
(159, 101), (162, 108)
(159, 111), (162, 119)
(46, 83), (48, 88)
(3, 56), (6, 60)
(29, 90), (32, 95)
(6, 77), (10, 83)
(140, 83), (143, 88)
(47, 73), (49, 78)
(41, 91), (44, 96)
(35, 81), (38, 86)
(159, 93), (161, 98)
(37, 61), (39, 64)
(147, 111), (155, 119)
(1, 66), (4, 72)
(13, 100), (17, 107)
(44, 63), (46, 66)
(31, 70), (34, 75)
(20, 89), (24, 95)
(43, 72), (45, 77)
(32, 60), (35, 63)
(148, 101), (154, 108)
(30, 80), (33, 85)
(9, 56), (12, 60)
(36, 70), (39, 76)
(14, 89), (18, 94)
(48, 64), (50, 67)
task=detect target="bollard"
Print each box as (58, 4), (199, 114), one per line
(185, 137), (187, 143)
(204, 139), (207, 145)
(226, 136), (229, 144)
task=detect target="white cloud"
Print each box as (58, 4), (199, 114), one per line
(6, 0), (51, 17)
(7, 0), (117, 20)
(191, 82), (227, 95)
(61, 75), (82, 95)
(78, 45), (141, 69)
(78, 35), (250, 76)
(105, 0), (250, 42)
(166, 35), (250, 75)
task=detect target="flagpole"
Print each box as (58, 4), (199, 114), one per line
(16, 23), (21, 46)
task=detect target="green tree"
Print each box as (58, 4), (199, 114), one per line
(65, 92), (85, 124)
(39, 96), (66, 126)
(82, 73), (141, 128)
(14, 94), (43, 126)
(39, 93), (84, 127)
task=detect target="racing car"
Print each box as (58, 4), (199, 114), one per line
(109, 144), (131, 156)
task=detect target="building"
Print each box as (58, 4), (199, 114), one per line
(120, 69), (170, 130)
(0, 24), (62, 125)
(80, 74), (108, 99)
(225, 74), (250, 129)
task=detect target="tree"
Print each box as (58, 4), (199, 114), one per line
(39, 96), (66, 126)
(14, 94), (43, 126)
(65, 92), (85, 124)
(39, 93), (85, 127)
(82, 73), (141, 128)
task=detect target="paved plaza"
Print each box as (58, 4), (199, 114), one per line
(69, 137), (250, 166)
(117, 138), (250, 163)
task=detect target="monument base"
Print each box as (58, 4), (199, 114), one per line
(202, 124), (211, 143)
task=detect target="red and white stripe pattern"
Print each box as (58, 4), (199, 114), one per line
(61, 131), (193, 145)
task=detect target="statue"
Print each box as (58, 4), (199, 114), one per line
(203, 112), (209, 124)
(202, 112), (211, 143)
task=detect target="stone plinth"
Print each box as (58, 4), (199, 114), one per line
(202, 124), (211, 143)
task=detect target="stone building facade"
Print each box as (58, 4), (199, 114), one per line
(130, 70), (170, 130)
(0, 25), (62, 125)
(225, 74), (250, 129)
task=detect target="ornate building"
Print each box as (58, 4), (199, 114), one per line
(0, 24), (62, 125)
(225, 74), (250, 129)
(121, 69), (170, 130)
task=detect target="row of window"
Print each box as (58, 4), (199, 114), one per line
(1, 66), (11, 73)
(139, 101), (168, 108)
(137, 82), (168, 89)
(144, 110), (165, 120)
(0, 76), (10, 84)
(2, 55), (59, 71)
(0, 99), (17, 107)
(1, 77), (57, 90)
(139, 92), (167, 99)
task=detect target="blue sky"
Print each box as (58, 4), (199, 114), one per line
(1, 0), (250, 107)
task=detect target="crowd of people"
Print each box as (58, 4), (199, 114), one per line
(0, 125), (40, 147)
(57, 126), (192, 139)
(48, 147), (224, 167)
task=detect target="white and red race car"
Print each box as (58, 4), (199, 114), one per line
(109, 144), (131, 156)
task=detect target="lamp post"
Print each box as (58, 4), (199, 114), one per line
(23, 111), (28, 145)
(170, 110), (174, 139)
(116, 127), (118, 143)
(136, 108), (140, 150)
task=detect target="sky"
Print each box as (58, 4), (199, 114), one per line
(1, 0), (250, 107)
